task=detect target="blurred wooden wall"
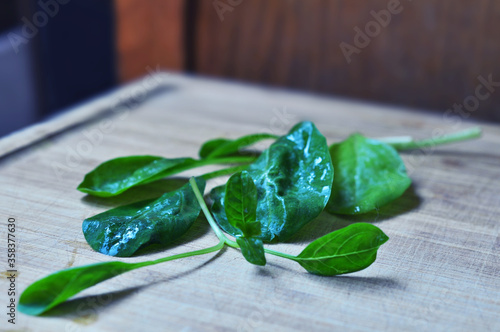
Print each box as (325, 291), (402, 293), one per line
(115, 0), (185, 81)
(115, 0), (500, 122)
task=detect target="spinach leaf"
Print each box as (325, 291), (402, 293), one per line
(199, 133), (278, 159)
(77, 155), (195, 197)
(19, 261), (142, 316)
(224, 171), (260, 237)
(77, 155), (255, 197)
(236, 237), (266, 266)
(224, 171), (265, 265)
(326, 134), (411, 215)
(82, 178), (206, 257)
(211, 121), (334, 242)
(294, 223), (389, 276)
(20, 123), (481, 318)
(19, 239), (225, 316)
(199, 138), (230, 158)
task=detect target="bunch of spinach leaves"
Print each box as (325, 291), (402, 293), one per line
(19, 122), (480, 316)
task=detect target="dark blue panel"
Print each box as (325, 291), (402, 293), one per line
(34, 0), (117, 115)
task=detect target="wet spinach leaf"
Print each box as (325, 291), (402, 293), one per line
(224, 171), (260, 237)
(236, 237), (266, 266)
(82, 178), (206, 257)
(77, 155), (255, 197)
(326, 134), (411, 215)
(224, 171), (265, 266)
(294, 223), (389, 276)
(20, 123), (482, 317)
(211, 121), (334, 242)
(77, 156), (195, 197)
(199, 133), (278, 159)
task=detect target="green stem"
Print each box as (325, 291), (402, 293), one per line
(189, 177), (246, 250)
(377, 127), (481, 151)
(224, 238), (239, 249)
(201, 164), (250, 181)
(203, 156), (257, 165)
(224, 236), (296, 261)
(21, 162), (263, 316)
(19, 239), (226, 316)
(138, 240), (225, 267)
(189, 177), (228, 242)
(263, 247), (297, 260)
(189, 177), (298, 262)
(147, 156), (257, 184)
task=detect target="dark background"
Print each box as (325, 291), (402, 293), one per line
(0, 0), (115, 136)
(1, 0), (500, 137)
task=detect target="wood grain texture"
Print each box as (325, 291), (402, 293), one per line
(0, 74), (169, 158)
(115, 0), (185, 81)
(1, 73), (499, 331)
(195, 0), (500, 122)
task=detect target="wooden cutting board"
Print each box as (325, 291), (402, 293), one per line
(1, 73), (499, 332)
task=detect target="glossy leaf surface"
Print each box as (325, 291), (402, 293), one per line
(212, 122), (334, 242)
(77, 155), (195, 197)
(295, 223), (389, 276)
(19, 261), (143, 316)
(224, 171), (260, 237)
(20, 240), (225, 316)
(236, 237), (266, 266)
(199, 133), (277, 159)
(83, 178), (206, 257)
(224, 171), (265, 265)
(326, 134), (411, 215)
(199, 138), (229, 158)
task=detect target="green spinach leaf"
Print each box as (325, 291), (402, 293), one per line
(326, 134), (411, 215)
(20, 123), (482, 317)
(77, 155), (255, 197)
(211, 121), (334, 242)
(19, 261), (142, 316)
(199, 133), (278, 159)
(199, 138), (230, 158)
(294, 223), (389, 276)
(82, 178), (206, 257)
(77, 156), (195, 197)
(236, 237), (266, 266)
(19, 239), (225, 316)
(224, 171), (260, 237)
(224, 171), (265, 265)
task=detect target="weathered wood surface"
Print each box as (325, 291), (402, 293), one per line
(0, 73), (499, 331)
(0, 74), (168, 158)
